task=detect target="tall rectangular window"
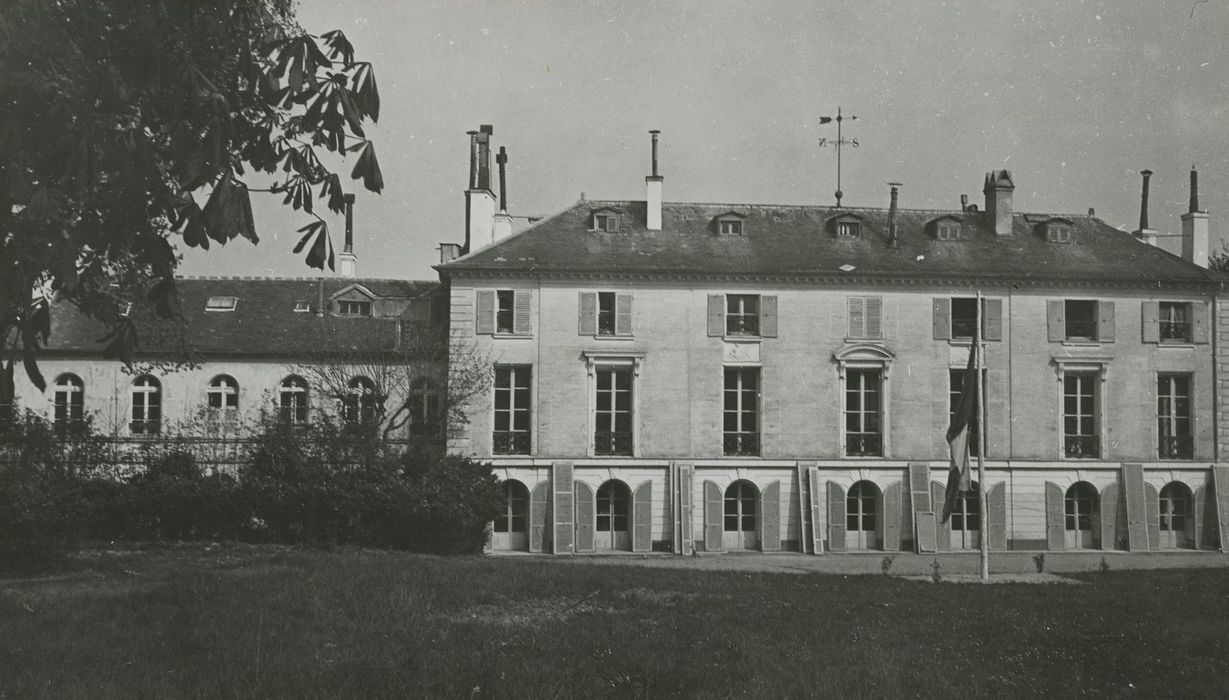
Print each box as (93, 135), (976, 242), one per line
(1159, 302), (1192, 343)
(726, 295), (760, 336)
(495, 290), (515, 334)
(493, 366), (531, 454)
(1157, 374), (1192, 459)
(948, 369), (982, 456)
(53, 374), (85, 433)
(597, 292), (616, 336)
(845, 370), (881, 456)
(1065, 300), (1098, 341)
(594, 367), (633, 456)
(723, 368), (760, 456)
(1063, 373), (1098, 458)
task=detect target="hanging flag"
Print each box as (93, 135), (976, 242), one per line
(818, 116), (833, 124)
(941, 341), (978, 524)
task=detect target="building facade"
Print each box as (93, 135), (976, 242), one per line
(440, 131), (1229, 555)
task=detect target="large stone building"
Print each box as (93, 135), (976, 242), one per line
(438, 129), (1229, 555)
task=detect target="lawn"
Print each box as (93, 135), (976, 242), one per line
(2, 545), (1228, 698)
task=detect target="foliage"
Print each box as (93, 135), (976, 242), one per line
(1208, 241), (1229, 273)
(0, 0), (383, 392)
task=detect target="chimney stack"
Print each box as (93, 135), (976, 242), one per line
(960, 194), (968, 211)
(1133, 169), (1158, 247)
(646, 130), (663, 231)
(338, 194), (357, 277)
(1181, 166), (1209, 268)
(464, 125), (497, 252)
(887, 182), (901, 248)
(983, 170), (1014, 236)
(492, 146), (513, 243)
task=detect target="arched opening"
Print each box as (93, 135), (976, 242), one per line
(493, 480), (530, 552)
(846, 480), (881, 551)
(1064, 482), (1099, 549)
(950, 480), (981, 550)
(53, 373), (84, 433)
(723, 480), (760, 551)
(1159, 482), (1195, 550)
(206, 374), (240, 435)
(130, 375), (161, 435)
(278, 376), (309, 426)
(595, 480), (631, 551)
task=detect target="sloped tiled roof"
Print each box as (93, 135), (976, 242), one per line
(43, 277), (440, 357)
(440, 200), (1216, 285)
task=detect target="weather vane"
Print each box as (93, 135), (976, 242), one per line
(818, 107), (859, 208)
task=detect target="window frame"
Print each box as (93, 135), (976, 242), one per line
(1159, 482), (1192, 534)
(278, 375), (310, 427)
(1062, 371), (1100, 459)
(1157, 373), (1193, 460)
(337, 299), (372, 317)
(1064, 482), (1098, 531)
(847, 296), (883, 340)
(343, 376), (380, 426)
(949, 368), (984, 457)
(408, 378), (442, 438)
(495, 290), (515, 334)
(205, 295), (237, 312)
(53, 373), (85, 432)
(950, 298), (980, 339)
(493, 365), (532, 455)
(597, 292), (616, 336)
(1159, 302), (1192, 344)
(723, 367), (761, 456)
(844, 369), (883, 457)
(130, 374), (162, 435)
(596, 480), (631, 532)
(935, 220), (961, 241)
(834, 344), (894, 458)
(1064, 300), (1099, 342)
(494, 481), (529, 534)
(724, 480), (758, 533)
(718, 219), (743, 235)
(584, 353), (642, 458)
(726, 294), (760, 337)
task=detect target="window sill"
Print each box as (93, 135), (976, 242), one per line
(589, 334), (635, 342)
(1061, 341), (1101, 348)
(722, 335), (762, 343)
(492, 333), (533, 340)
(846, 336), (885, 344)
(1157, 342), (1195, 349)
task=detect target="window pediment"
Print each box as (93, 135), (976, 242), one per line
(330, 284), (375, 301)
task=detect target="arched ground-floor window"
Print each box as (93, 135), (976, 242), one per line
(1065, 482), (1099, 550)
(846, 480), (881, 551)
(596, 480), (631, 551)
(1159, 482), (1195, 550)
(723, 480), (759, 551)
(493, 480), (529, 551)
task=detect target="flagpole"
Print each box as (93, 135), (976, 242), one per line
(976, 291), (989, 582)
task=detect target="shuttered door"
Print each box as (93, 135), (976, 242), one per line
(1100, 483), (1121, 551)
(931, 482), (950, 552)
(1046, 301), (1065, 342)
(574, 481), (595, 553)
(578, 292), (597, 335)
(530, 481), (550, 553)
(1194, 484), (1216, 550)
(988, 482), (1007, 551)
(808, 467), (824, 554)
(909, 462), (936, 553)
(1214, 466), (1229, 553)
(633, 481), (652, 552)
(932, 298), (951, 340)
(551, 461), (574, 554)
(1144, 482), (1160, 551)
(707, 295), (725, 337)
(761, 481), (781, 552)
(826, 482), (846, 552)
(796, 462), (812, 553)
(1122, 463), (1148, 551)
(882, 481), (902, 552)
(615, 294), (633, 336)
(1045, 482), (1064, 551)
(1140, 301), (1160, 343)
(677, 463), (694, 554)
(704, 480), (723, 551)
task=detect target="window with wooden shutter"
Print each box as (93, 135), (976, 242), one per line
(614, 294), (633, 337)
(1193, 302), (1209, 344)
(1046, 300), (1065, 342)
(759, 295), (777, 338)
(578, 292), (597, 335)
(513, 290), (531, 335)
(1096, 300), (1115, 343)
(848, 296), (882, 339)
(476, 290), (495, 335)
(982, 299), (1003, 341)
(932, 298), (951, 340)
(707, 294), (725, 337)
(1141, 301), (1160, 343)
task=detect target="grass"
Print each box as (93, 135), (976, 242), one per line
(2, 544), (1229, 698)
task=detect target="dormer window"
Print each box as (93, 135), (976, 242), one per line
(294, 300), (311, 312)
(829, 214), (863, 239)
(338, 300), (372, 316)
(1040, 219), (1073, 243)
(719, 219), (743, 235)
(590, 209), (619, 232)
(935, 220), (961, 241)
(206, 296), (237, 311)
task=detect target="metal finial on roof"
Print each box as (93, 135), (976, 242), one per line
(818, 106), (859, 208)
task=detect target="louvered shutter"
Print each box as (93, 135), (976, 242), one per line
(1195, 484), (1218, 550)
(1144, 482), (1160, 551)
(983, 298), (1003, 341)
(1140, 301), (1160, 343)
(551, 461), (574, 554)
(932, 298), (950, 340)
(513, 290), (531, 335)
(1193, 302), (1209, 344)
(574, 481), (595, 553)
(1045, 482), (1064, 551)
(761, 481), (781, 552)
(529, 481), (550, 552)
(704, 480), (723, 551)
(808, 467), (824, 554)
(826, 481), (846, 552)
(882, 481), (901, 552)
(1046, 301), (1065, 342)
(865, 296), (882, 339)
(707, 295), (725, 337)
(475, 290), (495, 335)
(615, 294), (633, 337)
(1097, 301), (1115, 342)
(1100, 483), (1120, 551)
(760, 295), (778, 338)
(931, 482), (950, 552)
(578, 292), (597, 335)
(633, 481), (652, 552)
(848, 297), (865, 338)
(677, 463), (694, 554)
(988, 482), (1007, 551)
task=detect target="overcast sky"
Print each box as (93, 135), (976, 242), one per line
(179, 0), (1229, 281)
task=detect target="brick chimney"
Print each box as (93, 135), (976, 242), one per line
(646, 130), (663, 231)
(1132, 170), (1158, 247)
(887, 182), (901, 248)
(1181, 167), (1209, 268)
(338, 194), (357, 277)
(983, 170), (1014, 236)
(492, 146), (513, 243)
(464, 125), (496, 253)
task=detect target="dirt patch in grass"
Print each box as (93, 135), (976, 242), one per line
(897, 572), (1085, 584)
